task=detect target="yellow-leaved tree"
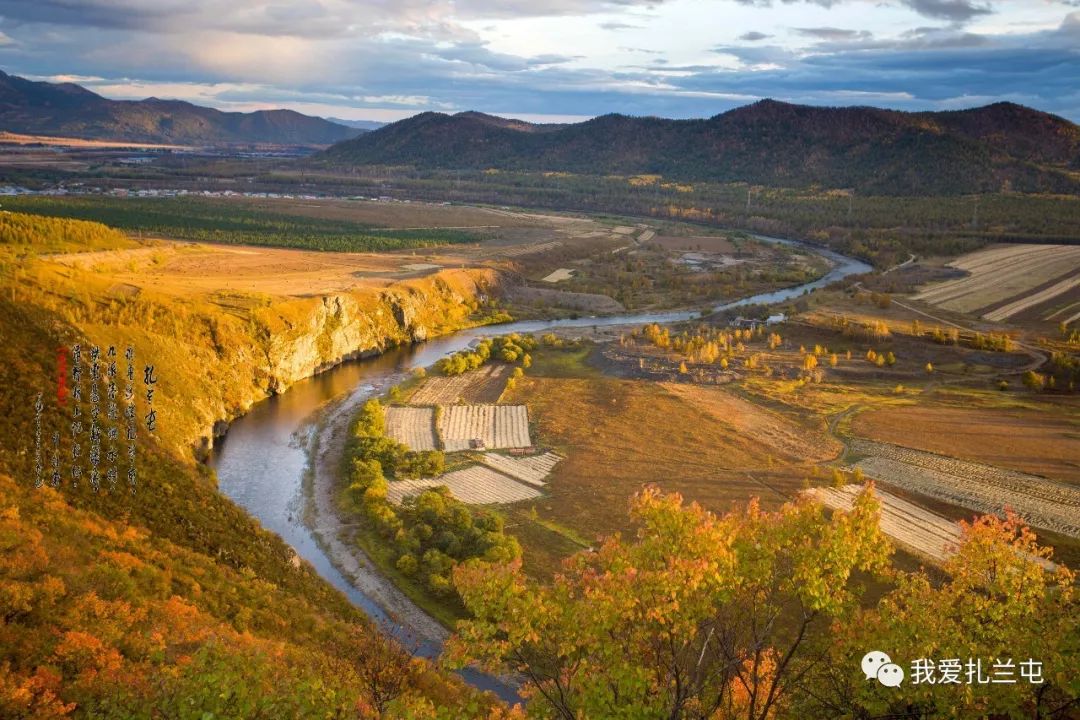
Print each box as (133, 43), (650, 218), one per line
(448, 486), (891, 720)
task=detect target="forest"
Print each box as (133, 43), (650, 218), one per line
(1, 196), (481, 253)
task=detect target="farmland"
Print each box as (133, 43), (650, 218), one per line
(384, 406), (438, 451)
(850, 439), (1080, 539)
(851, 403), (1080, 486)
(386, 465), (542, 505)
(408, 364), (510, 405)
(912, 243), (1080, 323)
(437, 404), (531, 451)
(806, 485), (962, 566)
(480, 451), (563, 487)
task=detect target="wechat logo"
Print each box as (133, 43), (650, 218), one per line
(862, 651), (905, 687)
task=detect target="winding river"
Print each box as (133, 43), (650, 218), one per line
(207, 235), (871, 700)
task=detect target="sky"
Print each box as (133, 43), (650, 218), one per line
(0, 0), (1078, 124)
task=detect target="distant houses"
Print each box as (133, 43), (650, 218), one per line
(729, 313), (785, 330)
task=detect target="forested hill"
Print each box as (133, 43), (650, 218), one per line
(0, 70), (362, 146)
(320, 101), (1080, 195)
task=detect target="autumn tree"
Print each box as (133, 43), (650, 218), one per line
(796, 512), (1078, 719)
(448, 487), (891, 720)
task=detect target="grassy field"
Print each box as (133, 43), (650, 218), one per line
(500, 347), (837, 577)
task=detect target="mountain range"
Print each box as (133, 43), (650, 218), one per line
(0, 70), (361, 146)
(3, 68), (1078, 194)
(320, 102), (1080, 195)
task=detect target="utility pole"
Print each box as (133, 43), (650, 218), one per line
(746, 186), (752, 213)
(972, 195), (979, 230)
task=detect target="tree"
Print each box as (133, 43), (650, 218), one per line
(925, 362), (934, 374)
(797, 512), (1078, 719)
(1023, 370), (1046, 392)
(448, 487), (891, 720)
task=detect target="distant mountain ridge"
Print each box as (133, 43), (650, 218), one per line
(321, 101), (1080, 195)
(0, 70), (361, 146)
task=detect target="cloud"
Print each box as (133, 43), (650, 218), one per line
(0, 0), (1076, 123)
(600, 21), (643, 30)
(793, 27), (872, 41)
(727, 0), (995, 22)
(900, 0), (993, 22)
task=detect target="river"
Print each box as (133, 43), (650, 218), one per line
(207, 235), (871, 700)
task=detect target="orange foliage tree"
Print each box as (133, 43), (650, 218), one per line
(448, 486), (891, 719)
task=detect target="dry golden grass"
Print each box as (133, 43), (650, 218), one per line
(662, 383), (843, 464)
(504, 376), (820, 575)
(49, 240), (472, 297)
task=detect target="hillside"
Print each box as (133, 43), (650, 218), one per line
(0, 70), (361, 146)
(0, 214), (504, 717)
(320, 101), (1080, 195)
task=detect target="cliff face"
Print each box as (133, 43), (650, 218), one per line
(259, 269), (492, 393)
(187, 268), (499, 456)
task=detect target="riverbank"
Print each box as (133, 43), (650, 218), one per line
(306, 383), (452, 645)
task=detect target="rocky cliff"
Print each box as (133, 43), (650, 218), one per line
(183, 268), (500, 457)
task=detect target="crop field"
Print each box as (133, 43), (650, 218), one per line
(851, 439), (1080, 538)
(806, 485), (962, 565)
(912, 243), (1080, 321)
(385, 465), (542, 505)
(480, 451), (563, 487)
(851, 404), (1080, 486)
(438, 404), (531, 451)
(649, 234), (739, 253)
(408, 365), (510, 405)
(497, 240), (563, 257)
(384, 406), (438, 451)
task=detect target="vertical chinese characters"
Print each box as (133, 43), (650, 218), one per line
(125, 346), (137, 492)
(70, 344), (82, 487)
(88, 346), (101, 491)
(106, 346), (119, 490)
(33, 392), (43, 488)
